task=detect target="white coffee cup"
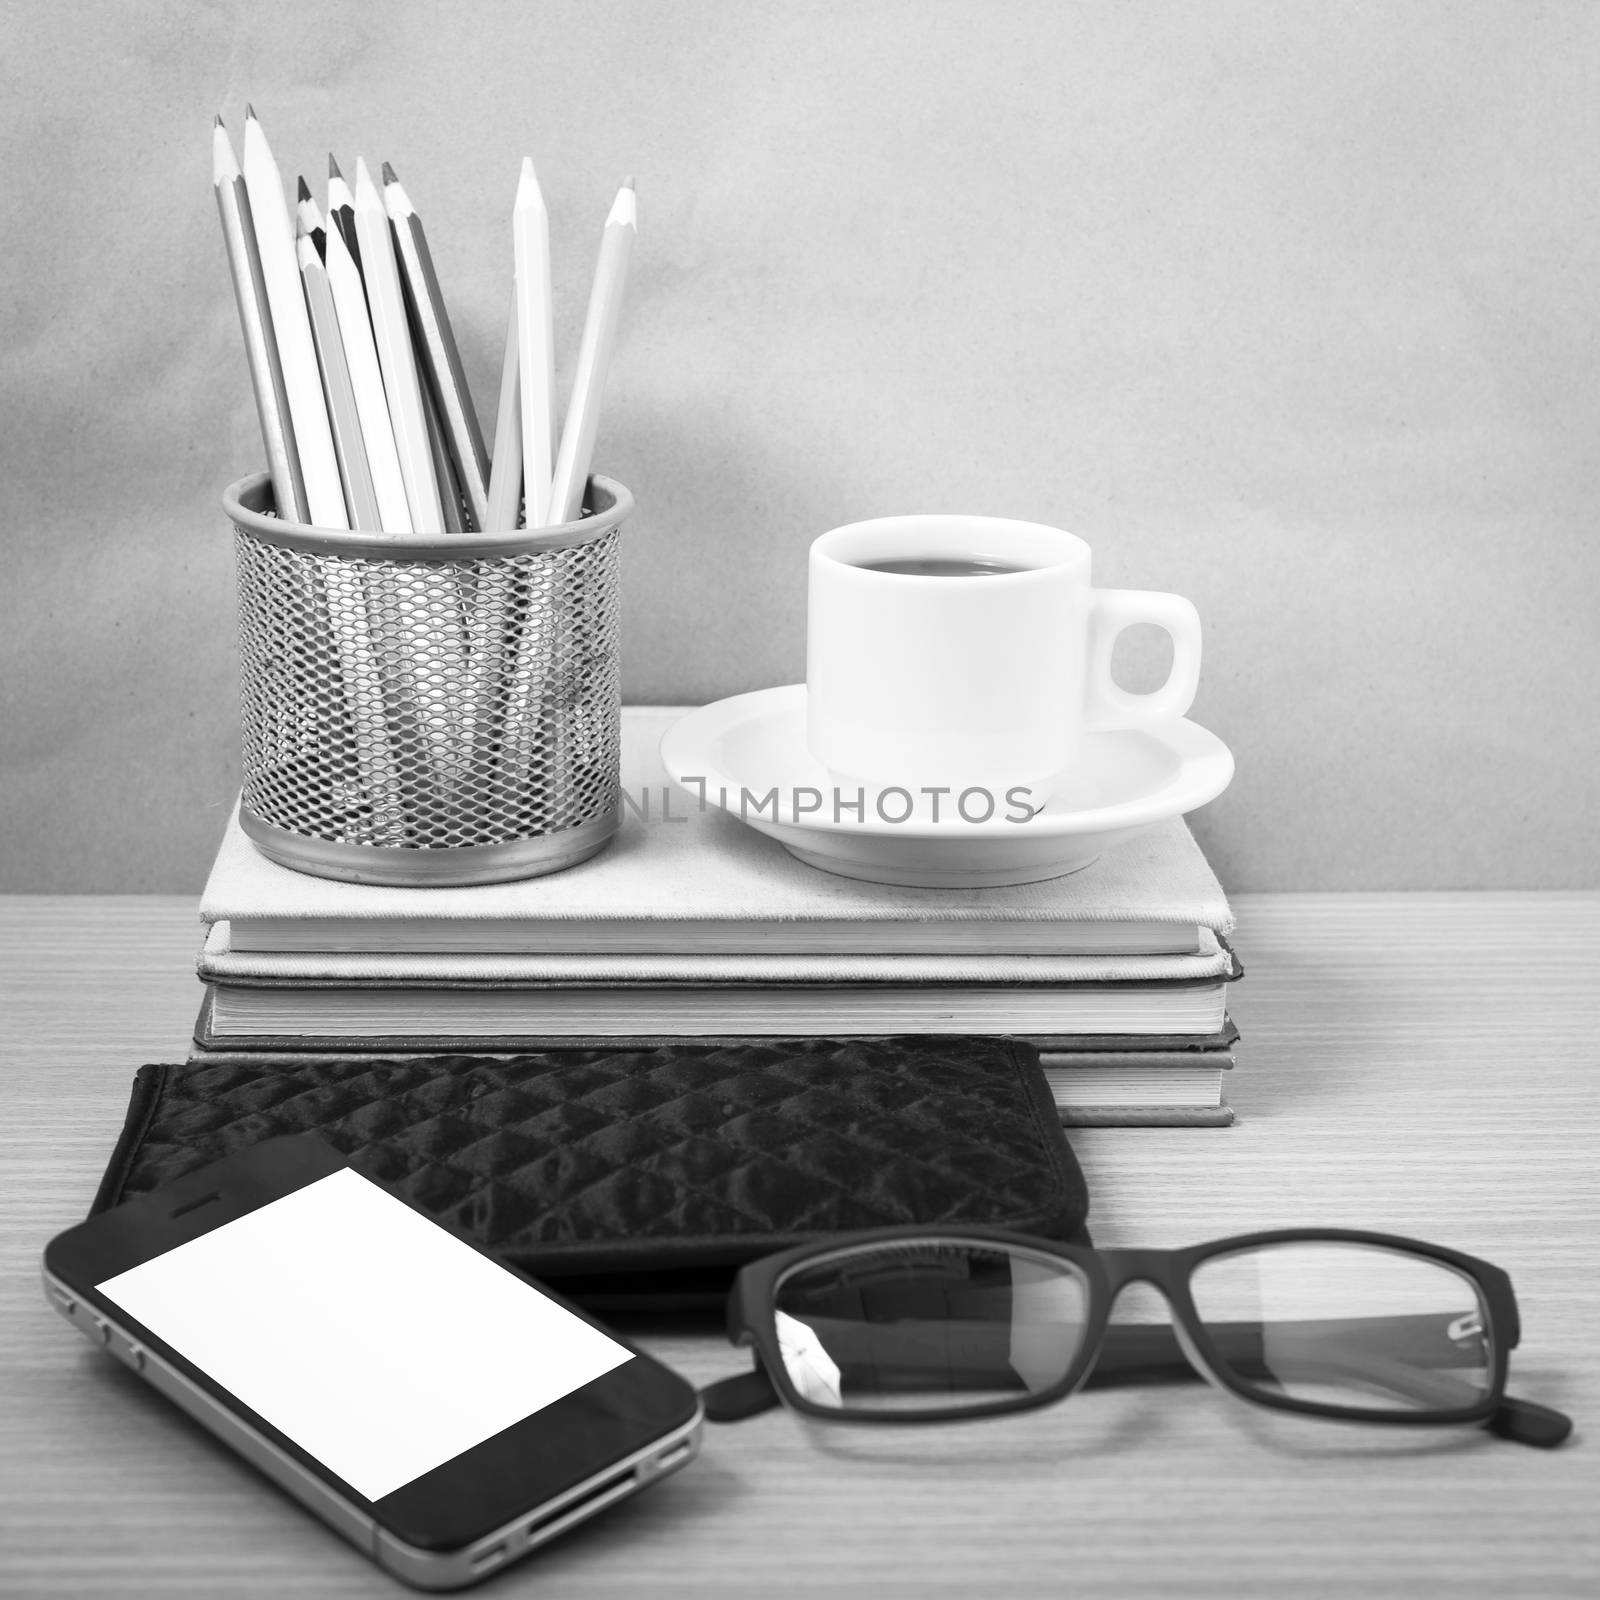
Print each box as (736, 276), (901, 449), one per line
(805, 514), (1202, 802)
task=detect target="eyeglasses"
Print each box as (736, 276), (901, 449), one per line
(700, 1226), (1571, 1448)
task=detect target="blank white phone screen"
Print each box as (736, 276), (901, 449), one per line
(96, 1168), (633, 1502)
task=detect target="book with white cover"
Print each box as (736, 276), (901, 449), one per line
(198, 921), (1237, 986)
(1039, 1051), (1231, 1111)
(202, 708), (1233, 957)
(196, 968), (1236, 1044)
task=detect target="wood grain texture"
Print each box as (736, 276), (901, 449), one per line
(1, 893), (1596, 1598)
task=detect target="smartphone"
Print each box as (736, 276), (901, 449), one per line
(43, 1134), (702, 1590)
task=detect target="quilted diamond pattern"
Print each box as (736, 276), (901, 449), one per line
(98, 1038), (1088, 1294)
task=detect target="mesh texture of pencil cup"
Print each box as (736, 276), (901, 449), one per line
(222, 473), (629, 886)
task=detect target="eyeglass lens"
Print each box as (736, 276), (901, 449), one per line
(772, 1241), (1091, 1413)
(1187, 1241), (1494, 1414)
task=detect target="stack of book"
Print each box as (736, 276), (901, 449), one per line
(194, 710), (1240, 1125)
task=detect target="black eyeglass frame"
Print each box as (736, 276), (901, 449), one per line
(717, 1224), (1570, 1446)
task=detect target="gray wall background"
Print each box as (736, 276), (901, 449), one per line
(4, 0), (1597, 892)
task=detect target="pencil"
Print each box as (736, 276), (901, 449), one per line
(468, 290), (523, 780)
(353, 162), (467, 800)
(295, 176), (323, 258)
(513, 158), (556, 529)
(384, 162), (490, 532)
(297, 225), (380, 530)
(422, 379), (468, 535)
(211, 115), (305, 522)
(294, 222), (406, 836)
(548, 179), (636, 525)
(319, 214), (421, 837)
(321, 221), (412, 535)
(469, 289), (525, 775)
(484, 290), (523, 531)
(240, 108), (346, 528)
(353, 156), (443, 534)
(327, 155), (361, 270)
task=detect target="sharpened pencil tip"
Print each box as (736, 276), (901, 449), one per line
(245, 103), (258, 121)
(608, 183), (638, 229)
(297, 175), (311, 202)
(623, 175), (635, 191)
(353, 156), (385, 210)
(211, 119), (238, 184)
(381, 161), (398, 185)
(214, 112), (225, 129)
(328, 153), (343, 180)
(515, 157), (545, 212)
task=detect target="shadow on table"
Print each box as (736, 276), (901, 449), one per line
(1205, 1395), (1504, 1460)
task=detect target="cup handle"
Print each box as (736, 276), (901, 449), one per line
(1084, 588), (1202, 732)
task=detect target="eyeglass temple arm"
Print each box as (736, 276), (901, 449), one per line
(1488, 1396), (1572, 1447)
(1072, 1321), (1573, 1449)
(1087, 1314), (1480, 1384)
(701, 1361), (785, 1422)
(1091, 1319), (1570, 1446)
(699, 1320), (1573, 1444)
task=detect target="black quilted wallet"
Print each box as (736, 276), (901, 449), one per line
(91, 1036), (1090, 1309)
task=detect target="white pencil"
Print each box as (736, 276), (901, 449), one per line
(295, 176), (321, 253)
(484, 290), (523, 531)
(472, 289), (525, 773)
(322, 220), (413, 534)
(354, 156), (443, 535)
(548, 179), (636, 525)
(211, 116), (304, 522)
(512, 158), (556, 530)
(295, 224), (406, 833)
(327, 155), (360, 266)
(240, 107), (346, 528)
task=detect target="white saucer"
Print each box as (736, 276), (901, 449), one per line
(659, 685), (1234, 888)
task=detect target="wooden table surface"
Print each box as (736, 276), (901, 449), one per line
(2, 893), (1596, 1598)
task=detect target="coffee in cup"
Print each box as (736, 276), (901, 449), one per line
(855, 557), (1029, 578)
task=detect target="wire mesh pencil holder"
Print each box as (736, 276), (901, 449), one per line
(222, 472), (629, 886)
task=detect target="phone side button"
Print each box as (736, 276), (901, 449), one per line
(91, 1317), (113, 1346)
(649, 1440), (695, 1475)
(118, 1338), (147, 1374)
(46, 1284), (76, 1318)
(469, 1541), (508, 1573)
